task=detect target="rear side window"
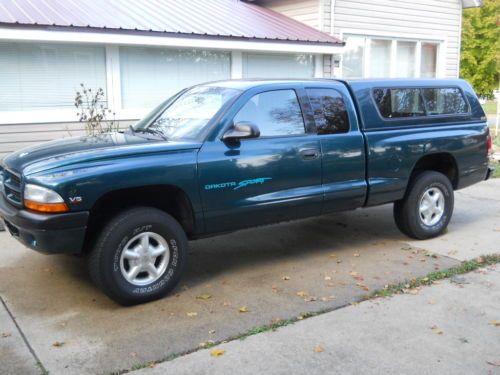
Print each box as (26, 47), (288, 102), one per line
(233, 90), (305, 137)
(306, 88), (350, 134)
(373, 88), (425, 118)
(422, 88), (468, 115)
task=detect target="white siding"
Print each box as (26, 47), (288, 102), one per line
(329, 0), (462, 78)
(262, 0), (320, 30)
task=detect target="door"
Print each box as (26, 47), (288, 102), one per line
(198, 88), (322, 234)
(305, 87), (367, 212)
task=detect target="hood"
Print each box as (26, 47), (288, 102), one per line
(2, 132), (202, 176)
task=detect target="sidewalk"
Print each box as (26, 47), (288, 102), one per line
(137, 265), (500, 375)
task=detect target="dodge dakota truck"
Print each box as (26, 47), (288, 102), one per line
(0, 79), (494, 305)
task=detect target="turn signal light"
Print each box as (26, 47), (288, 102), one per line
(486, 130), (493, 155)
(24, 199), (69, 213)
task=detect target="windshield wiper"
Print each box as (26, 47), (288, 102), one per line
(132, 126), (169, 140)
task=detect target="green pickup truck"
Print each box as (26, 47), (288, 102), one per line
(0, 79), (494, 305)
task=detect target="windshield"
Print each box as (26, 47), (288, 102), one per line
(134, 85), (241, 140)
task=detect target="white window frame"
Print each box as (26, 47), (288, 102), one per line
(0, 27), (337, 125)
(340, 33), (444, 79)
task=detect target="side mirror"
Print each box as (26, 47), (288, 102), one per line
(222, 122), (260, 141)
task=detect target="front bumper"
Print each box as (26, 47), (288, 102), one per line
(0, 192), (89, 254)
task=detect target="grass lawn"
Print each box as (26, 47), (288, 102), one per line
(482, 100), (497, 115)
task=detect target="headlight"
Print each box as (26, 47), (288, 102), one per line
(24, 184), (69, 213)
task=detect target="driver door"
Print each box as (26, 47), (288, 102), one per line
(197, 88), (322, 234)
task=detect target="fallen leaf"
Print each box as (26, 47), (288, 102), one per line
(200, 340), (215, 348)
(1, 332), (12, 338)
(52, 341), (65, 347)
(196, 294), (212, 300)
(349, 271), (358, 277)
(187, 312), (198, 317)
(489, 320), (500, 327)
(282, 276), (290, 281)
(129, 352), (137, 358)
(304, 296), (317, 302)
(210, 349), (225, 357)
(324, 276), (332, 281)
(296, 291), (308, 298)
(209, 330), (216, 335)
(431, 326), (444, 335)
(313, 344), (324, 353)
(239, 306), (249, 313)
(353, 253), (360, 257)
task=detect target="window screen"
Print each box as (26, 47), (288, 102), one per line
(120, 47), (231, 109)
(373, 88), (425, 118)
(0, 42), (106, 111)
(370, 39), (392, 78)
(233, 90), (305, 137)
(422, 88), (468, 115)
(343, 36), (365, 78)
(307, 89), (349, 134)
(242, 53), (314, 79)
(421, 43), (438, 78)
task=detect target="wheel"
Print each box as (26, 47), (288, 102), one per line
(88, 207), (188, 305)
(393, 171), (454, 240)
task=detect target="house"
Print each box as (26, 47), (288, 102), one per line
(0, 0), (481, 158)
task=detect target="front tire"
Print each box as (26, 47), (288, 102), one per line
(394, 171), (454, 240)
(88, 207), (188, 305)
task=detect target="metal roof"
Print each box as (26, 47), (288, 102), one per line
(0, 0), (343, 45)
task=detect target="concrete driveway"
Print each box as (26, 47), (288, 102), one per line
(1, 179), (499, 375)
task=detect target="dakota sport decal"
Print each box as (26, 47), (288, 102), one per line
(205, 177), (272, 191)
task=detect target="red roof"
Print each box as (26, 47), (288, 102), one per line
(0, 0), (342, 44)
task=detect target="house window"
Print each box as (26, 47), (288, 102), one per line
(242, 53), (315, 79)
(342, 36), (440, 79)
(119, 47), (231, 109)
(0, 42), (106, 111)
(342, 37), (365, 78)
(420, 43), (438, 78)
(370, 39), (392, 78)
(396, 41), (416, 78)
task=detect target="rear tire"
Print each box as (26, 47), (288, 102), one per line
(88, 207), (188, 306)
(393, 171), (454, 240)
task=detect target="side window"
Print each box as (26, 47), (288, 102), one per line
(373, 88), (425, 118)
(422, 88), (468, 115)
(306, 88), (350, 134)
(233, 90), (305, 137)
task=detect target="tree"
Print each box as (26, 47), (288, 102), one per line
(460, 0), (499, 98)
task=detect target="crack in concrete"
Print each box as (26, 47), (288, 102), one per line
(0, 295), (47, 375)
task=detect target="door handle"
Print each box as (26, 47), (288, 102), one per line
(299, 148), (320, 160)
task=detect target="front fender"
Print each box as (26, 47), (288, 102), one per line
(24, 150), (201, 213)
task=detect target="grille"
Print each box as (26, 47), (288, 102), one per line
(2, 169), (23, 207)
